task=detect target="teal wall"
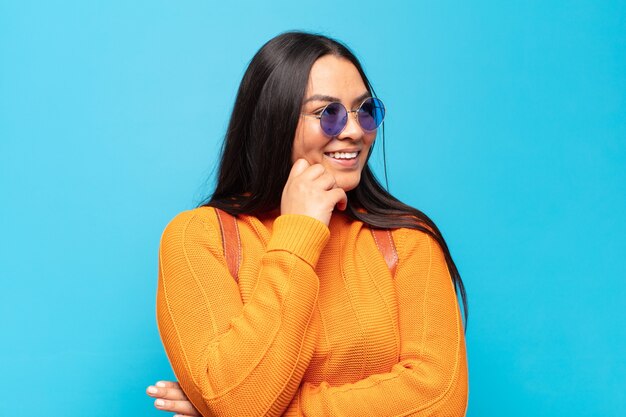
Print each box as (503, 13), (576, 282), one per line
(1, 1), (624, 415)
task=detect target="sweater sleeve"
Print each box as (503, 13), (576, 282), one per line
(156, 209), (329, 417)
(285, 229), (468, 417)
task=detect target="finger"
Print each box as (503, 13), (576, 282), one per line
(315, 171), (336, 190)
(146, 384), (187, 400)
(156, 380), (180, 388)
(297, 163), (327, 182)
(154, 399), (200, 416)
(289, 158), (310, 177)
(330, 188), (348, 211)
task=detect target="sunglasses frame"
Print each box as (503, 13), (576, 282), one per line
(302, 97), (386, 137)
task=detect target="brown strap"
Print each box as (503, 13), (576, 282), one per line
(215, 208), (396, 281)
(215, 208), (241, 282)
(371, 229), (398, 278)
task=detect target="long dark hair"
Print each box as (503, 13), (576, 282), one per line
(203, 31), (468, 324)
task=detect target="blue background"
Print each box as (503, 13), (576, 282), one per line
(1, 1), (624, 416)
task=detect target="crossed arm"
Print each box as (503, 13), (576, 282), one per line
(147, 380), (199, 417)
(151, 217), (468, 416)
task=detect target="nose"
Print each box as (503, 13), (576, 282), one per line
(336, 111), (363, 141)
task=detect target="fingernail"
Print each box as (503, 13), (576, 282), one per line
(156, 381), (166, 387)
(155, 399), (165, 407)
(147, 386), (158, 394)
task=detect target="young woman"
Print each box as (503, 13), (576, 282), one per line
(147, 31), (468, 417)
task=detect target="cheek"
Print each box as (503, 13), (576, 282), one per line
(291, 122), (325, 163)
(365, 131), (377, 146)
(359, 134), (376, 159)
(291, 121), (306, 163)
(291, 140), (300, 164)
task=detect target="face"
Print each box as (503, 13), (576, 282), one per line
(292, 55), (377, 192)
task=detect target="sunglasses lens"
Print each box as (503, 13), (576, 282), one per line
(320, 103), (347, 136)
(358, 97), (385, 131)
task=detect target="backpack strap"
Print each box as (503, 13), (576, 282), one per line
(371, 229), (398, 278)
(215, 208), (242, 282)
(215, 207), (398, 281)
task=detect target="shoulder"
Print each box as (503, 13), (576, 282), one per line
(160, 206), (222, 250)
(162, 206), (218, 231)
(390, 225), (440, 261)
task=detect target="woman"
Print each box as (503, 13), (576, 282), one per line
(148, 31), (468, 416)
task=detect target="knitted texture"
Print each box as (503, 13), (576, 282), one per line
(157, 207), (468, 416)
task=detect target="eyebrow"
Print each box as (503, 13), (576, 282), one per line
(303, 92), (371, 106)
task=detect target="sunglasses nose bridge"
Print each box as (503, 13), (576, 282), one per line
(337, 109), (363, 139)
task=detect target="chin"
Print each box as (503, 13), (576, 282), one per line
(336, 175), (361, 192)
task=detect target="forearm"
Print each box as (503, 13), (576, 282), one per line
(157, 211), (328, 416)
(284, 228), (469, 417)
(287, 323), (467, 417)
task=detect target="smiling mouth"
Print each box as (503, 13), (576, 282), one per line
(324, 151), (360, 160)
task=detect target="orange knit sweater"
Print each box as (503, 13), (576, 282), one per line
(157, 206), (468, 416)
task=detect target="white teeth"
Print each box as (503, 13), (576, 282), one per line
(327, 151), (358, 159)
